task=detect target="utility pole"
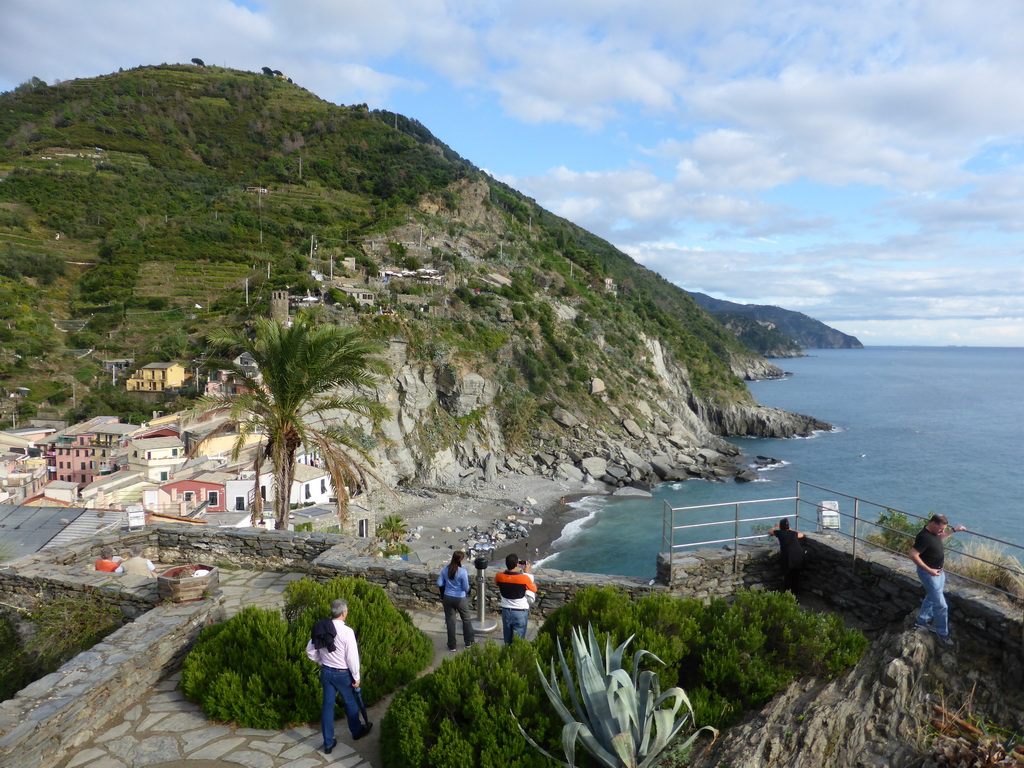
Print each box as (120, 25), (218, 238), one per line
(245, 276), (249, 305)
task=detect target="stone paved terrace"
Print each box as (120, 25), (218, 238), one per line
(57, 568), (527, 768)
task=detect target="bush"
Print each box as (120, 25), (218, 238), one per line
(539, 587), (866, 729)
(381, 641), (563, 768)
(181, 577), (431, 728)
(866, 508), (920, 552)
(382, 587), (868, 767)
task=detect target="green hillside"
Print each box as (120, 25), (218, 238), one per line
(0, 64), (767, 427)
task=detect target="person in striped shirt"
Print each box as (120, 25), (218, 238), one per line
(495, 553), (536, 644)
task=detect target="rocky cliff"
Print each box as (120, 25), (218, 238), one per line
(354, 333), (830, 494)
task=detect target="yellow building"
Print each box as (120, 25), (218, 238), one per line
(126, 363), (187, 393)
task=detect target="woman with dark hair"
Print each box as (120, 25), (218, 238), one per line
(436, 551), (475, 652)
(770, 518), (806, 593)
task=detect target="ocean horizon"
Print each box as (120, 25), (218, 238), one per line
(543, 346), (1024, 579)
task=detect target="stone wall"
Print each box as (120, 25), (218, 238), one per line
(0, 591), (223, 768)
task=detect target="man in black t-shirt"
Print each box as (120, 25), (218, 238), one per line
(908, 513), (966, 644)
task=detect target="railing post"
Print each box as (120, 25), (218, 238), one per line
(733, 503), (740, 571)
(852, 498), (860, 573)
(662, 500), (671, 584)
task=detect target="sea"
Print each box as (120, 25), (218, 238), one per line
(543, 346), (1024, 580)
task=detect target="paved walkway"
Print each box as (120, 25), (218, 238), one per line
(59, 570), (516, 768)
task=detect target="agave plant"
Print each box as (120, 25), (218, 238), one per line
(518, 624), (717, 768)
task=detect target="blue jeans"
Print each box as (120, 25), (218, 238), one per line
(502, 607), (528, 644)
(319, 666), (361, 748)
(916, 566), (949, 636)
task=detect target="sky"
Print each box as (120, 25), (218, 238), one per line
(3, 1), (1024, 346)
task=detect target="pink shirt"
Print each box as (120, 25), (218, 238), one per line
(305, 619), (360, 683)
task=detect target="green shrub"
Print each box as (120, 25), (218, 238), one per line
(383, 588), (867, 768)
(866, 509), (920, 552)
(381, 642), (563, 768)
(537, 587), (867, 730)
(283, 577), (432, 703)
(181, 577), (431, 728)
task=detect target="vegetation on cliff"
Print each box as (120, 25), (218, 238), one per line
(0, 64), (773, 445)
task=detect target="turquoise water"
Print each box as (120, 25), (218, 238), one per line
(544, 347), (1024, 579)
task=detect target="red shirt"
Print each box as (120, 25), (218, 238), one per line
(95, 559), (120, 572)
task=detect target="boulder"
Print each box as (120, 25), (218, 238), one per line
(580, 456), (608, 478)
(556, 463), (584, 483)
(619, 446), (648, 470)
(649, 458), (688, 481)
(611, 486), (652, 498)
(551, 407), (580, 428)
(622, 418), (644, 438)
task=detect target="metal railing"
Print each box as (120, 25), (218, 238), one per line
(661, 481), (1024, 602)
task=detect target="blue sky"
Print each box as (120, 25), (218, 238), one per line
(3, 0), (1023, 346)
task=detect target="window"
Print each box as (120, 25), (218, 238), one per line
(208, 491), (219, 507)
(358, 519), (369, 538)
(184, 491), (194, 502)
(235, 496), (246, 511)
(304, 484), (311, 499)
(321, 479), (327, 494)
(80, 462), (86, 470)
(160, 471), (169, 481)
(260, 486), (267, 501)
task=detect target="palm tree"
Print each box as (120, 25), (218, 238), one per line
(377, 514), (409, 550)
(193, 312), (391, 531)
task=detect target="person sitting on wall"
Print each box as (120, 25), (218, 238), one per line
(94, 546), (123, 573)
(120, 545), (156, 577)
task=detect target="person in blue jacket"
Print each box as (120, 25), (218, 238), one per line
(437, 550), (476, 652)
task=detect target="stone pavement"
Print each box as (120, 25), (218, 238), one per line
(57, 569), (516, 768)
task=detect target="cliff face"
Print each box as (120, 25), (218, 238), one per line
(357, 336), (829, 493)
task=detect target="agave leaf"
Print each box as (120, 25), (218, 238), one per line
(526, 624), (715, 768)
(577, 653), (616, 741)
(608, 670), (640, 737)
(537, 659), (583, 728)
(607, 631), (635, 676)
(653, 686), (691, 720)
(610, 730), (639, 768)
(556, 636), (587, 723)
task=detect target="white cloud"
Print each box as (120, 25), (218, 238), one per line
(2, 0), (1023, 345)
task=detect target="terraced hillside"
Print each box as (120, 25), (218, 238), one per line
(0, 64), (772, 434)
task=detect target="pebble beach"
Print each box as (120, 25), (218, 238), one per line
(362, 474), (607, 571)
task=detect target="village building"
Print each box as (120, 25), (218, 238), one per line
(125, 362), (187, 393)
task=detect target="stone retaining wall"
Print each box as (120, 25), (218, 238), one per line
(0, 592), (223, 768)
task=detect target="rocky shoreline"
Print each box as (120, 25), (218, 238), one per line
(362, 441), (790, 572)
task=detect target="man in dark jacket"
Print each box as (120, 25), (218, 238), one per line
(770, 518), (805, 593)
